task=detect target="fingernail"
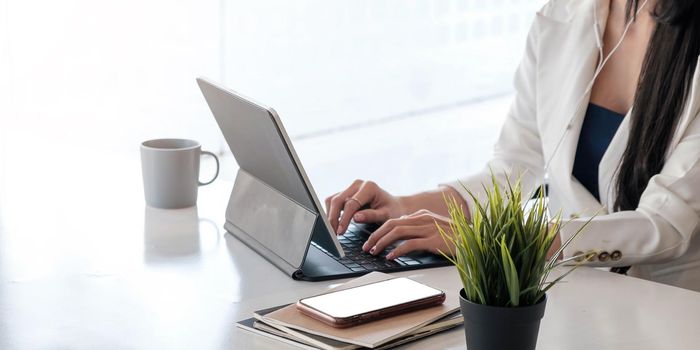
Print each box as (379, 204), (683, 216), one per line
(354, 213), (364, 221)
(362, 243), (368, 251)
(370, 246), (376, 254)
(336, 226), (343, 234)
(386, 252), (395, 260)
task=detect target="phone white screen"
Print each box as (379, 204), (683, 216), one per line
(299, 277), (443, 318)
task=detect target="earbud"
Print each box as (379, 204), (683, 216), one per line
(593, 2), (603, 50)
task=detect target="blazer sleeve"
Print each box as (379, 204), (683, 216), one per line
(441, 17), (545, 210)
(560, 114), (700, 266)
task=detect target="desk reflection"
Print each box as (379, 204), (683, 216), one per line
(143, 206), (219, 262)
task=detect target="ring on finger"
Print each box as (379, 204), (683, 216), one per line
(345, 197), (362, 207)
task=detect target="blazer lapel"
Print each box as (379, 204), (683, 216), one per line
(599, 111), (630, 210)
(537, 0), (610, 212)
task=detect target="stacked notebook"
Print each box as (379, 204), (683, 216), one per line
(237, 272), (464, 349)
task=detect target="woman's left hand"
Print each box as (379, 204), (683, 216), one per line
(361, 209), (454, 260)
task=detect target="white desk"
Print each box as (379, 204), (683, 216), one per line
(0, 150), (699, 349)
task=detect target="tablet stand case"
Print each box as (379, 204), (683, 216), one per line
(224, 169), (340, 280)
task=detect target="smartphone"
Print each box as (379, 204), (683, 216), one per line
(296, 277), (446, 328)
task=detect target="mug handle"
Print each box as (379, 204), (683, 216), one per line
(199, 150), (220, 186)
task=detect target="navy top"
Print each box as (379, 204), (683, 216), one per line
(572, 103), (625, 201)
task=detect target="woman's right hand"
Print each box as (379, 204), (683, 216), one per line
(324, 180), (405, 234)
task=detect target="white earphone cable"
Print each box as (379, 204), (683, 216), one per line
(542, 0), (650, 178)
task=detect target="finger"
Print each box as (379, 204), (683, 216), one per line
(406, 209), (432, 217)
(353, 208), (389, 223)
(327, 181), (362, 233)
(336, 199), (363, 235)
(324, 192), (339, 213)
(336, 181), (376, 234)
(386, 239), (430, 260)
(406, 209), (451, 222)
(370, 225), (426, 255)
(362, 216), (422, 251)
(327, 194), (345, 234)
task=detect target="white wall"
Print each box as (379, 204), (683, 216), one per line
(1, 0), (10, 179)
(1, 0), (222, 154)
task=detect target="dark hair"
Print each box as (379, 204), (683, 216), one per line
(614, 0), (700, 211)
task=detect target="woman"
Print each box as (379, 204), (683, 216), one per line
(325, 0), (700, 291)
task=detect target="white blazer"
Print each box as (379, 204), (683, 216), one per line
(445, 0), (700, 291)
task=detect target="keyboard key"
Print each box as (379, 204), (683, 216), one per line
(325, 235), (428, 271)
(352, 226), (373, 235)
(383, 261), (400, 268)
(413, 256), (439, 264)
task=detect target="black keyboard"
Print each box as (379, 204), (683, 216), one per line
(312, 223), (423, 272)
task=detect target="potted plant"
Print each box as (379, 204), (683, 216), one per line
(438, 174), (593, 350)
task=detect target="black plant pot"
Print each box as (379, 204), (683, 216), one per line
(459, 289), (547, 350)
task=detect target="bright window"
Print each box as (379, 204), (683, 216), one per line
(1, 0), (545, 198)
(223, 0), (545, 197)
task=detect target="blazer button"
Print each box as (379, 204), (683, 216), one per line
(610, 250), (622, 261)
(598, 251), (610, 262)
(585, 251), (597, 262)
(573, 251), (584, 262)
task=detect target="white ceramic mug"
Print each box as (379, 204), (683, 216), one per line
(140, 138), (219, 209)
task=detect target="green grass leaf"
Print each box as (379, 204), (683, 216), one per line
(443, 171), (593, 307)
(500, 236), (520, 306)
